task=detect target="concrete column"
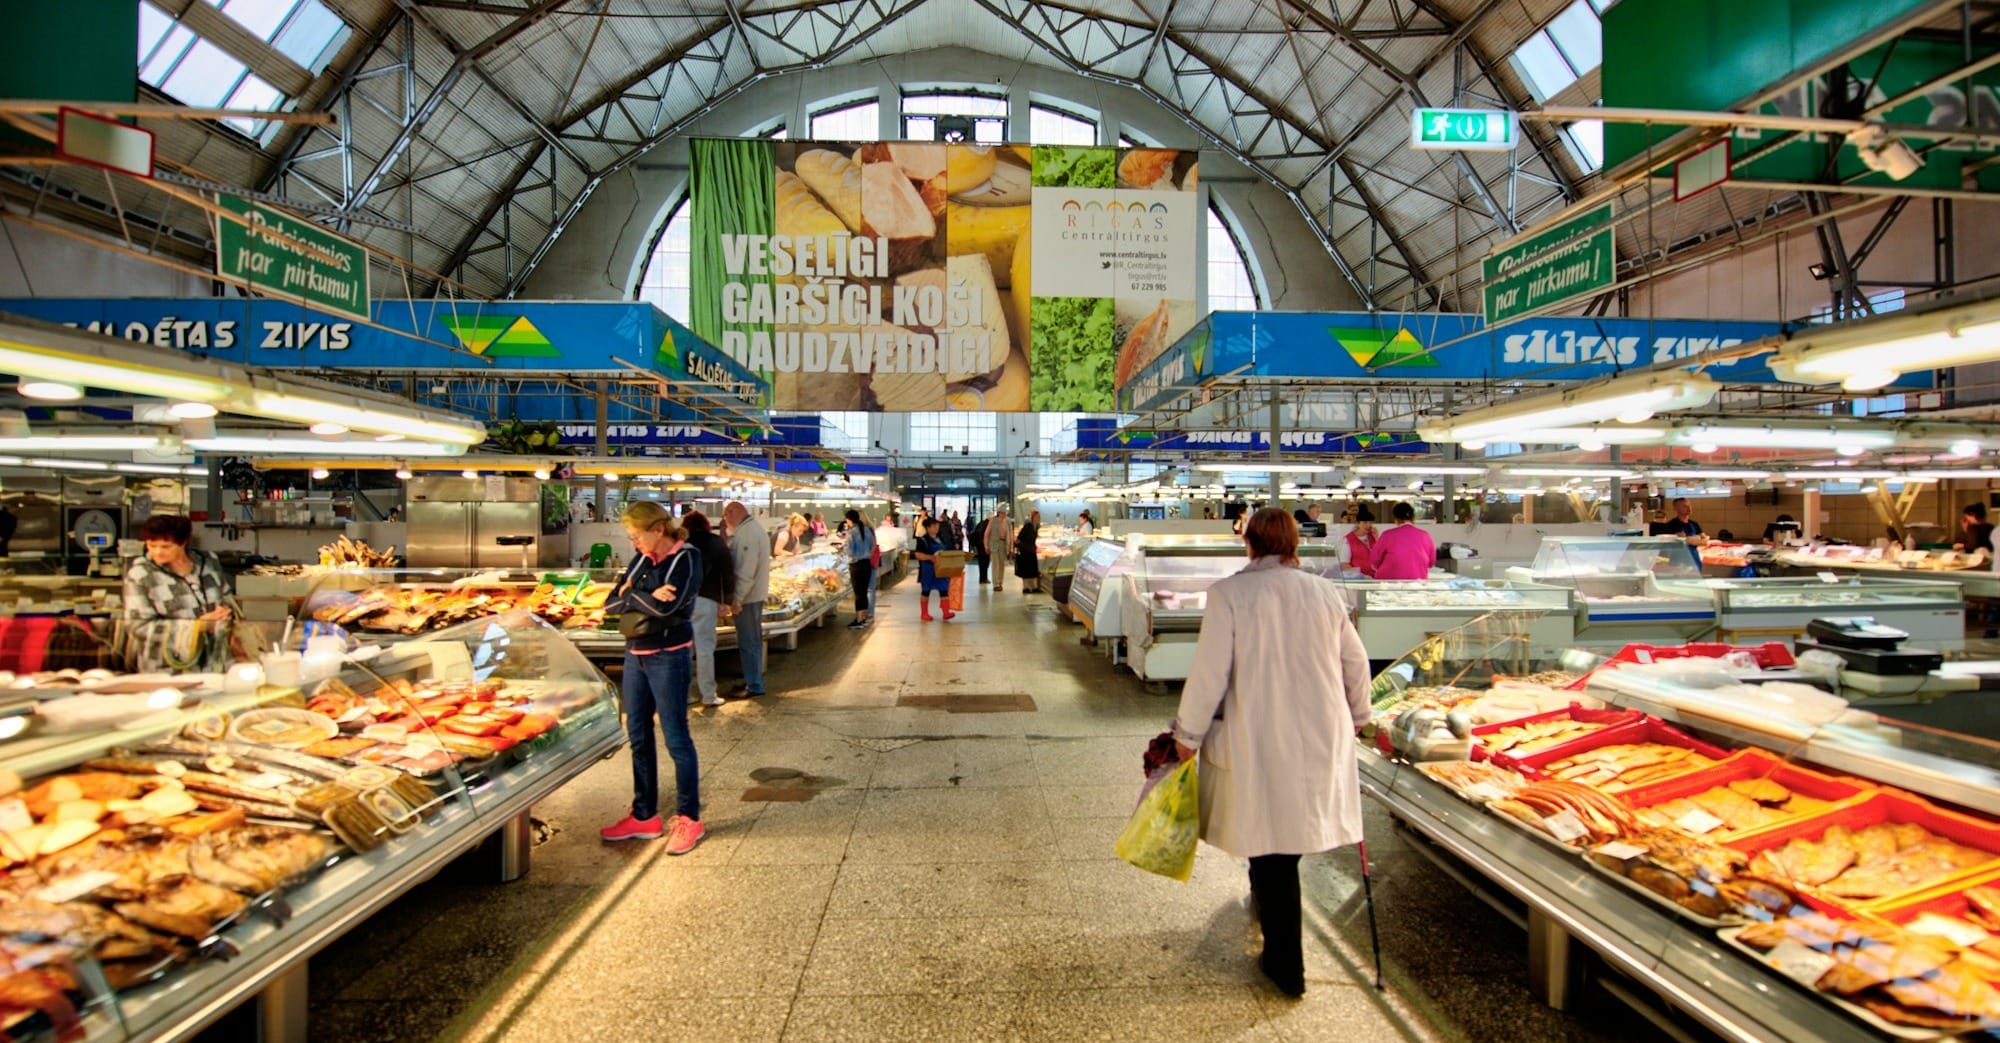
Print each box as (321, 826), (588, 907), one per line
(594, 380), (610, 518)
(1803, 487), (1822, 542)
(1268, 389), (1283, 506)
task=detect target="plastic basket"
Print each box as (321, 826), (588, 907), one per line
(1467, 704), (1642, 763)
(1495, 716), (1731, 789)
(1565, 641), (1796, 690)
(1616, 748), (1875, 840)
(1726, 789), (2000, 913)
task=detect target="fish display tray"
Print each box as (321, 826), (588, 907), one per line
(1494, 717), (1731, 788)
(1467, 705), (1642, 763)
(1726, 790), (2000, 913)
(1715, 925), (1985, 1042)
(1487, 802), (1587, 854)
(1582, 850), (1744, 929)
(1617, 749), (1877, 841)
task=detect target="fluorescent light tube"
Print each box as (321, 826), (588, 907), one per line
(1648, 469), (1773, 480)
(26, 457), (108, 470)
(0, 435), (165, 451)
(1194, 463), (1333, 473)
(1780, 470), (1900, 480)
(117, 463), (204, 476)
(18, 381), (82, 401)
(251, 392), (486, 445)
(1771, 302), (2000, 386)
(1420, 371), (1716, 444)
(0, 343), (231, 402)
(187, 435), (466, 456)
(1674, 424), (1897, 451)
(1904, 469), (2000, 479)
(1354, 464), (1487, 476)
(1501, 466), (1642, 478)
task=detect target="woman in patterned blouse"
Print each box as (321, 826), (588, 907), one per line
(123, 515), (235, 625)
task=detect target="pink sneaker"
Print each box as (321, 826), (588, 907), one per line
(665, 815), (706, 855)
(600, 813), (664, 842)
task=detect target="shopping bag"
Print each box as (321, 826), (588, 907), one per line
(1115, 758), (1199, 881)
(946, 574), (965, 611)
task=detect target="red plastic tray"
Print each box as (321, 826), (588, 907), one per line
(1468, 704), (1642, 763)
(1727, 790), (2000, 911)
(1615, 748), (1875, 838)
(1494, 717), (1731, 789)
(1867, 866), (2000, 926)
(1565, 641), (1796, 691)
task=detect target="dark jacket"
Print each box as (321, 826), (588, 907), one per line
(688, 530), (734, 604)
(608, 544), (702, 652)
(970, 519), (989, 559)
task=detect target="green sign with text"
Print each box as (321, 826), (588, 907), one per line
(216, 195), (369, 322)
(1481, 204), (1615, 322)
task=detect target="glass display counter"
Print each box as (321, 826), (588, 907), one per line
(302, 555), (851, 659)
(1360, 617), (2000, 1041)
(1115, 541), (1341, 682)
(1775, 544), (2000, 598)
(1506, 536), (1716, 646)
(1657, 575), (1966, 649)
(1338, 578), (1577, 660)
(0, 611), (620, 1042)
(1067, 539), (1129, 654)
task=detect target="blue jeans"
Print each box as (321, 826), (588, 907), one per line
(622, 648), (699, 822)
(736, 600), (766, 693)
(692, 597), (721, 703)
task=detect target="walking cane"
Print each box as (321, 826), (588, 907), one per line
(1357, 839), (1385, 990)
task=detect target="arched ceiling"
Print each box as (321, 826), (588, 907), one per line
(62, 0), (1598, 311)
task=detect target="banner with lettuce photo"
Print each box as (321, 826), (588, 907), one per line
(688, 137), (1201, 412)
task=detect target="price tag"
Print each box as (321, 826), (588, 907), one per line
(244, 772), (292, 791)
(1675, 808), (1728, 835)
(1464, 782), (1511, 803)
(1906, 913), (1993, 948)
(0, 799), (31, 834)
(1763, 940), (1837, 986)
(1634, 649), (1654, 664)
(1592, 841), (1648, 861)
(36, 870), (120, 904)
(1542, 809), (1589, 843)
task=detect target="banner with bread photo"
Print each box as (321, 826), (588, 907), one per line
(687, 136), (1201, 412)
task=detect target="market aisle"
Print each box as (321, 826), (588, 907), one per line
(303, 580), (1675, 1043)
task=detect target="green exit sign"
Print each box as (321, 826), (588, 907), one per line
(1410, 108), (1517, 151)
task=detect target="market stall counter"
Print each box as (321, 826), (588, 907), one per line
(1361, 617), (2000, 1041)
(0, 611), (621, 1043)
(300, 556), (852, 660)
(1116, 540), (1341, 682)
(1506, 536), (1717, 648)
(1335, 578), (1577, 661)
(1656, 575), (1966, 650)
(1775, 544), (2000, 599)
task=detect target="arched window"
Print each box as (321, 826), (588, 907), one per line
(636, 198), (690, 322)
(1029, 103), (1097, 145)
(811, 99), (881, 141)
(902, 92), (1008, 142)
(1208, 206), (1262, 312)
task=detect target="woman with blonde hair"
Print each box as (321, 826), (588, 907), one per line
(1168, 508), (1370, 997)
(773, 513), (810, 558)
(599, 502), (706, 854)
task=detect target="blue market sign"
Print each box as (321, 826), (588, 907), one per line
(1070, 419), (1427, 455)
(1117, 311), (1929, 413)
(0, 298), (769, 399)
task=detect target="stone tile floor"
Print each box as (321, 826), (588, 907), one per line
(300, 579), (1684, 1043)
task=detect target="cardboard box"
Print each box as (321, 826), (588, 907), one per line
(935, 551), (968, 577)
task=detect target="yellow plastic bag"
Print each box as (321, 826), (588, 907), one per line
(1115, 758), (1199, 881)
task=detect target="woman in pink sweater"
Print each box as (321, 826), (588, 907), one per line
(1368, 501), (1435, 580)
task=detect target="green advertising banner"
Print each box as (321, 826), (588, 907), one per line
(687, 138), (1202, 412)
(1602, 0), (1935, 171)
(215, 196), (370, 322)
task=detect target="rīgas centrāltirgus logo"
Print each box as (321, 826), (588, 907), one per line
(1059, 199), (1170, 230)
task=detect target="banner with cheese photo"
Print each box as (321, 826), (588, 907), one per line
(687, 137), (1201, 412)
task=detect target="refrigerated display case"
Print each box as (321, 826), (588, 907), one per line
(1337, 578), (1577, 660)
(1656, 575), (1966, 649)
(1116, 541), (1342, 681)
(1359, 619), (2000, 1041)
(1066, 539), (1128, 650)
(301, 554), (853, 659)
(1774, 543), (2000, 598)
(1506, 536), (1717, 647)
(0, 611), (620, 1042)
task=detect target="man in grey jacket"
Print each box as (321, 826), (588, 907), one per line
(722, 501), (772, 698)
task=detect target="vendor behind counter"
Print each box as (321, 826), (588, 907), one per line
(122, 514), (249, 672)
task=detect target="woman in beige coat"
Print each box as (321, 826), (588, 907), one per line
(1171, 508), (1371, 998)
(985, 506), (1010, 590)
